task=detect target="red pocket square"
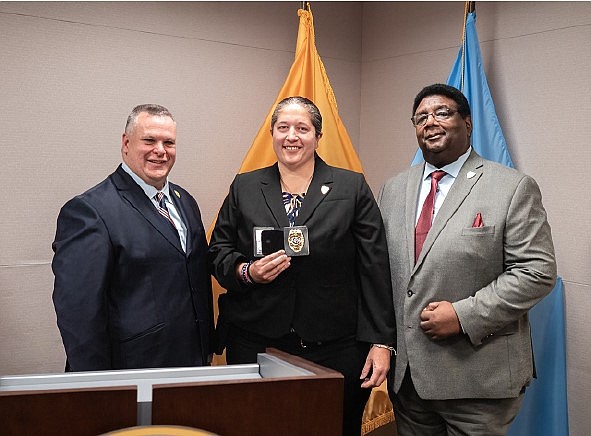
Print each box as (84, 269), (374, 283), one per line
(472, 212), (484, 228)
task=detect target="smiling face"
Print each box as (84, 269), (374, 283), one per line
(271, 103), (321, 172)
(121, 112), (176, 190)
(414, 95), (472, 167)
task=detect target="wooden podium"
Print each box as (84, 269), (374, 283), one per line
(0, 349), (343, 436)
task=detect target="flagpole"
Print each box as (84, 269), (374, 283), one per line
(460, 3), (468, 92)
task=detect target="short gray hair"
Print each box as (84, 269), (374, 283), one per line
(125, 104), (175, 134)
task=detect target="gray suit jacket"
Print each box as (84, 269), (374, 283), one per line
(378, 150), (556, 400)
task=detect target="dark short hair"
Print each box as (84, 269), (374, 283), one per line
(125, 104), (175, 134)
(412, 84), (471, 118)
(270, 96), (322, 138)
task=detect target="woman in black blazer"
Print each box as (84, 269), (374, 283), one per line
(209, 97), (395, 435)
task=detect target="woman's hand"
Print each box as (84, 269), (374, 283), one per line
(236, 251), (291, 284)
(360, 345), (391, 388)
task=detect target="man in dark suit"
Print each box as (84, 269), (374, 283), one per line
(52, 104), (213, 371)
(379, 84), (556, 435)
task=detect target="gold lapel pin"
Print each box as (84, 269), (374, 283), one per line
(174, 189), (181, 198)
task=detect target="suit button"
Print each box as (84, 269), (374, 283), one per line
(407, 290), (414, 297)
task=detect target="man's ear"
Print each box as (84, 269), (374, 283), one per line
(121, 133), (129, 155)
(465, 116), (473, 137)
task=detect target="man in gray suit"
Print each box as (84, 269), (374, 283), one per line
(379, 83), (556, 435)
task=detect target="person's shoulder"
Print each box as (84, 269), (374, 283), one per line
(57, 172), (116, 219)
(231, 164), (278, 186)
(239, 164), (277, 177)
(479, 157), (516, 173)
(473, 156), (546, 199)
(168, 182), (191, 199)
(70, 171), (116, 204)
(326, 164), (363, 180)
(478, 157), (528, 183)
(314, 156), (363, 182)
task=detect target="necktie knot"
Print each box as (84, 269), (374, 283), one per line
(155, 192), (166, 207)
(431, 170), (447, 183)
(155, 192), (176, 229)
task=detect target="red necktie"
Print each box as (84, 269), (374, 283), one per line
(415, 170), (446, 262)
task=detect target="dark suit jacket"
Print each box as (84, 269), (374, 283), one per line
(52, 165), (213, 371)
(209, 155), (395, 345)
(379, 150), (556, 399)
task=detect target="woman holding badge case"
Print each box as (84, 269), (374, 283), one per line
(209, 96), (395, 435)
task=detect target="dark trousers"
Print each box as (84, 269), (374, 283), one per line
(226, 325), (372, 436)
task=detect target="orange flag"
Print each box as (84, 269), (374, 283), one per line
(236, 4), (363, 174)
(208, 3), (363, 365)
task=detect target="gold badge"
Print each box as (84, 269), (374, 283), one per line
(287, 228), (305, 253)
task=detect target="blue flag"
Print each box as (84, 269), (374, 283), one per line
(413, 11), (569, 435)
(509, 278), (568, 435)
(412, 12), (514, 167)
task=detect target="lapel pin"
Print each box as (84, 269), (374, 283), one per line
(321, 185), (330, 195)
(467, 171), (476, 179)
(174, 189), (181, 198)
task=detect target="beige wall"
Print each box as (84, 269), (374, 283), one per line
(1, 1), (589, 433)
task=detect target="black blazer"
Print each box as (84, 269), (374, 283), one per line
(52, 165), (213, 371)
(209, 155), (395, 344)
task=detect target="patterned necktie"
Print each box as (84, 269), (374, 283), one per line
(415, 170), (446, 262)
(282, 192), (304, 226)
(155, 192), (176, 229)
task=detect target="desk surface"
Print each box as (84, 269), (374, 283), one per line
(0, 352), (314, 402)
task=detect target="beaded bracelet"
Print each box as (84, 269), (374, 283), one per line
(372, 343), (396, 355)
(246, 260), (255, 283)
(240, 261), (254, 286)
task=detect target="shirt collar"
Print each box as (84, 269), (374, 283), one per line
(423, 147), (472, 180)
(121, 162), (171, 200)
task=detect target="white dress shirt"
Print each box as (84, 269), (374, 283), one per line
(415, 147), (472, 225)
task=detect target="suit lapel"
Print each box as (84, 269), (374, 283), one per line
(296, 156), (333, 226)
(414, 151), (484, 268)
(112, 166), (184, 254)
(260, 164), (291, 228)
(169, 184), (192, 255)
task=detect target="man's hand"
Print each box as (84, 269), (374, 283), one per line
(419, 300), (461, 340)
(360, 346), (391, 388)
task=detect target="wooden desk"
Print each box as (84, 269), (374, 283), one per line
(153, 349), (343, 435)
(0, 349), (343, 435)
(0, 385), (137, 436)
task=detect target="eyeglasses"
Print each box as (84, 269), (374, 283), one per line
(411, 108), (458, 127)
